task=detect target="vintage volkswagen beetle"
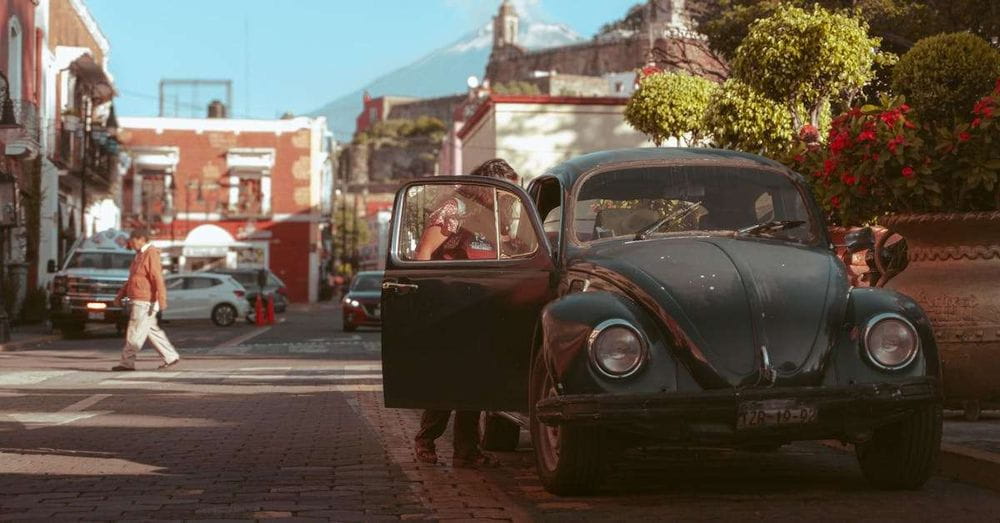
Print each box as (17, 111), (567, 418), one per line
(381, 148), (942, 495)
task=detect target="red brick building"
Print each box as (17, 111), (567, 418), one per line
(117, 114), (334, 303)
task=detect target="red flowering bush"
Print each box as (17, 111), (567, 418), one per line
(932, 78), (1000, 211)
(794, 97), (940, 225)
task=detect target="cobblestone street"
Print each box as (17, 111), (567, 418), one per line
(2, 304), (998, 521)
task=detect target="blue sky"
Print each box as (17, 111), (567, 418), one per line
(87, 0), (638, 120)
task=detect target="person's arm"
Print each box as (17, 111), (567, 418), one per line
(414, 225), (448, 261)
(149, 250), (168, 311)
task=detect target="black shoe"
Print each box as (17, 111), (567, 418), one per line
(111, 365), (135, 372)
(158, 359), (180, 370)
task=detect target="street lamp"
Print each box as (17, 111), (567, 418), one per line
(0, 172), (17, 342)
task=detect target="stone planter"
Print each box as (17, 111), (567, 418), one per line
(878, 212), (1000, 420)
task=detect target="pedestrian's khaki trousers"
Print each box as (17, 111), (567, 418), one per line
(118, 301), (179, 369)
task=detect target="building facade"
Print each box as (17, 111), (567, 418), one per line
(485, 0), (726, 86)
(117, 113), (334, 303)
(456, 95), (653, 181)
(0, 0), (116, 321)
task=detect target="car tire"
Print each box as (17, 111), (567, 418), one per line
(856, 403), (942, 490)
(480, 412), (520, 452)
(211, 304), (238, 327)
(529, 349), (607, 496)
(343, 318), (357, 332)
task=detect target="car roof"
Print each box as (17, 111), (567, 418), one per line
(540, 147), (797, 188)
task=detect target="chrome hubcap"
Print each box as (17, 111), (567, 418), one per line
(216, 306), (234, 325)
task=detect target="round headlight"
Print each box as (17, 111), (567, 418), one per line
(864, 314), (919, 369)
(588, 320), (646, 377)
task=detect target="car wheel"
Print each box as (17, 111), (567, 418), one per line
(343, 317), (357, 332)
(856, 403), (942, 490)
(115, 321), (128, 337)
(529, 349), (607, 496)
(212, 304), (238, 327)
(480, 412), (520, 452)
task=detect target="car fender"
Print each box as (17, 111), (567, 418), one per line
(826, 287), (941, 386)
(539, 290), (688, 395)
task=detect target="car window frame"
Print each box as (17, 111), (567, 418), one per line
(388, 177), (552, 269)
(566, 160), (827, 249)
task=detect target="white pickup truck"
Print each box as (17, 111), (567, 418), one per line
(48, 229), (134, 336)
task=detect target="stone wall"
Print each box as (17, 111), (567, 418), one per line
(387, 95), (465, 125)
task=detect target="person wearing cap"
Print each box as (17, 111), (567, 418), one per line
(411, 158), (519, 468)
(111, 228), (180, 371)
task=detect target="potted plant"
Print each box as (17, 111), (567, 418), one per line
(797, 84), (1000, 420)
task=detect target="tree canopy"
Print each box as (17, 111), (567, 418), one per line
(702, 79), (796, 157)
(731, 4), (884, 128)
(624, 72), (718, 146)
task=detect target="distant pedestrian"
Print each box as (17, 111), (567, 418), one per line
(111, 228), (180, 371)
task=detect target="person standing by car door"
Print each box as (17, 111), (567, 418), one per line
(412, 158), (520, 468)
(111, 228), (180, 371)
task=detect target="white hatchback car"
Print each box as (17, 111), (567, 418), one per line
(162, 273), (250, 326)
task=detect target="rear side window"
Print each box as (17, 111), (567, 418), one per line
(187, 277), (220, 289)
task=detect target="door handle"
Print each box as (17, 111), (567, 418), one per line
(382, 281), (419, 292)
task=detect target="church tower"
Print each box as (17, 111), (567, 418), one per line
(646, 0), (695, 38)
(493, 0), (519, 49)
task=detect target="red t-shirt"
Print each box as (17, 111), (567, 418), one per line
(427, 198), (497, 260)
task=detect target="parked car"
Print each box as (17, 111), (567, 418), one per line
(342, 271), (384, 332)
(162, 273), (250, 327)
(379, 148), (942, 495)
(210, 268), (289, 313)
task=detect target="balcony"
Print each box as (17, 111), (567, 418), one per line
(0, 99), (41, 158)
(55, 125), (118, 189)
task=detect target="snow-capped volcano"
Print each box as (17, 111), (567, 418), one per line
(309, 19), (581, 140)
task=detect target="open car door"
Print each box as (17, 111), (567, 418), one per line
(381, 177), (555, 412)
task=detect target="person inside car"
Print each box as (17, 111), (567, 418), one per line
(412, 158), (519, 468)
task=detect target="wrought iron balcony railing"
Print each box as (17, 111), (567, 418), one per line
(0, 99), (41, 156)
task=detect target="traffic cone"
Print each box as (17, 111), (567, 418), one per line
(266, 294), (276, 325)
(254, 294), (265, 326)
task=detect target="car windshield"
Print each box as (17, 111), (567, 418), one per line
(352, 273), (383, 292)
(65, 251), (134, 270)
(573, 165), (818, 245)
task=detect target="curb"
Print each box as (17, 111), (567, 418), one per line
(821, 440), (1000, 493)
(0, 334), (60, 352)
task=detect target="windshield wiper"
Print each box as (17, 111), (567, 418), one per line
(633, 201), (703, 241)
(737, 220), (806, 237)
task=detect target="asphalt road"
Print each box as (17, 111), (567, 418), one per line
(1, 303), (997, 521)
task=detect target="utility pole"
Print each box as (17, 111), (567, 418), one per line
(79, 98), (90, 239)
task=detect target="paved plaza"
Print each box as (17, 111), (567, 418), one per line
(1, 304), (998, 521)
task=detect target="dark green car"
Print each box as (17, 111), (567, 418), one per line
(380, 148), (941, 495)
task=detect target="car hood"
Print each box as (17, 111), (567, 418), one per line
(576, 237), (849, 390)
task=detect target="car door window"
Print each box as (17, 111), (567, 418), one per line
(395, 183), (539, 262)
(165, 278), (185, 291)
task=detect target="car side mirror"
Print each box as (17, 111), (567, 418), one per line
(47, 259), (57, 273)
(843, 227), (875, 253)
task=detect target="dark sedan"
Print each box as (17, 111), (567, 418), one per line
(379, 148), (942, 495)
(342, 271), (384, 331)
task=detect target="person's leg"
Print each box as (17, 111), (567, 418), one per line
(452, 410), (482, 459)
(146, 313), (180, 365)
(414, 409), (452, 463)
(116, 302), (152, 369)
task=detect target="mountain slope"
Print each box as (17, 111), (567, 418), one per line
(310, 21), (581, 139)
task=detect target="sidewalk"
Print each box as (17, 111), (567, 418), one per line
(939, 411), (1000, 492)
(0, 322), (59, 352)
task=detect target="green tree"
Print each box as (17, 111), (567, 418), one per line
(892, 32), (1000, 126)
(703, 79), (797, 157)
(331, 199), (371, 272)
(732, 4), (886, 130)
(699, 1), (1000, 59)
(624, 72), (718, 146)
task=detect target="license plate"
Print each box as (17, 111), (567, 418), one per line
(737, 399), (817, 430)
(87, 311), (104, 320)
